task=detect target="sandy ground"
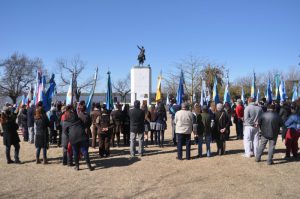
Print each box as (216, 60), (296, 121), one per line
(0, 118), (299, 199)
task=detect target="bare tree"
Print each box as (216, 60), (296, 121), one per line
(112, 74), (131, 103)
(0, 52), (42, 103)
(164, 56), (204, 103)
(57, 55), (93, 102)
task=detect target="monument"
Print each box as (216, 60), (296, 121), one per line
(131, 46), (151, 106)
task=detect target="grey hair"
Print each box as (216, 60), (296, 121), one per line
(216, 103), (223, 111)
(181, 102), (189, 110)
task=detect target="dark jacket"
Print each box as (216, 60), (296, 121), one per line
(2, 118), (20, 146)
(35, 115), (49, 148)
(200, 112), (212, 136)
(90, 109), (101, 125)
(63, 113), (88, 145)
(111, 109), (124, 125)
(215, 110), (230, 137)
(20, 109), (28, 128)
(99, 111), (114, 133)
(129, 108), (145, 133)
(259, 110), (282, 140)
(192, 113), (202, 135)
(169, 104), (181, 120)
(27, 106), (35, 127)
(78, 111), (92, 130)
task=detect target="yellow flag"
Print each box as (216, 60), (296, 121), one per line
(155, 75), (162, 102)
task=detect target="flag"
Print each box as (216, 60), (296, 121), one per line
(241, 87), (245, 104)
(106, 71), (113, 110)
(86, 67), (98, 113)
(176, 70), (185, 106)
(21, 95), (27, 106)
(66, 75), (73, 106)
(26, 84), (33, 106)
(212, 76), (219, 104)
(256, 88), (260, 103)
(266, 78), (273, 104)
(155, 74), (162, 102)
(200, 79), (207, 106)
(250, 71), (256, 99)
(223, 79), (230, 104)
(292, 82), (298, 102)
(34, 69), (43, 105)
(275, 74), (280, 101)
(298, 82), (300, 97)
(279, 79), (287, 102)
(44, 74), (56, 112)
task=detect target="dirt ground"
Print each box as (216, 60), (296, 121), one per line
(0, 117), (299, 199)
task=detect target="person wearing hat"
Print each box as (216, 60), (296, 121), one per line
(90, 103), (101, 148)
(110, 102), (123, 147)
(174, 102), (193, 160)
(129, 100), (145, 157)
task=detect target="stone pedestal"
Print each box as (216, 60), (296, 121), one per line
(131, 66), (151, 106)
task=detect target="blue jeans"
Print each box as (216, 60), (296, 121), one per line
(130, 132), (144, 156)
(176, 134), (191, 160)
(198, 134), (211, 157)
(36, 147), (47, 159)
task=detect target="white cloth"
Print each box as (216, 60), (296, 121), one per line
(243, 126), (259, 157)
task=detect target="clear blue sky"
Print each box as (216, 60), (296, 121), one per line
(0, 0), (299, 92)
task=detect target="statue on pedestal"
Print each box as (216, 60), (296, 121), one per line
(137, 45), (146, 66)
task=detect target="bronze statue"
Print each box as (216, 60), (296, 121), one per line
(137, 45), (146, 66)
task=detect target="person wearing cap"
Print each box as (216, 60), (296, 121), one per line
(243, 97), (263, 158)
(256, 104), (282, 165)
(129, 100), (145, 157)
(235, 99), (244, 140)
(215, 103), (230, 155)
(174, 102), (193, 160)
(110, 102), (123, 147)
(199, 105), (212, 157)
(284, 103), (300, 159)
(90, 103), (101, 148)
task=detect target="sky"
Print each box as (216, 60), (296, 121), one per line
(0, 0), (299, 93)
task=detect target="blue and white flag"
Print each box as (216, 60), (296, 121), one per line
(292, 83), (298, 102)
(223, 79), (231, 104)
(66, 75), (73, 106)
(266, 78), (273, 104)
(256, 88), (260, 103)
(200, 79), (207, 106)
(212, 76), (219, 104)
(241, 87), (245, 105)
(86, 67), (98, 113)
(176, 70), (185, 106)
(279, 79), (287, 102)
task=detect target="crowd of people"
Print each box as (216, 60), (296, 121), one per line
(0, 97), (299, 171)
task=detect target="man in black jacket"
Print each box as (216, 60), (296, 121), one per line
(129, 100), (145, 157)
(256, 104), (283, 165)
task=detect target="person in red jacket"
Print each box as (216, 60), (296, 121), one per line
(235, 99), (244, 140)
